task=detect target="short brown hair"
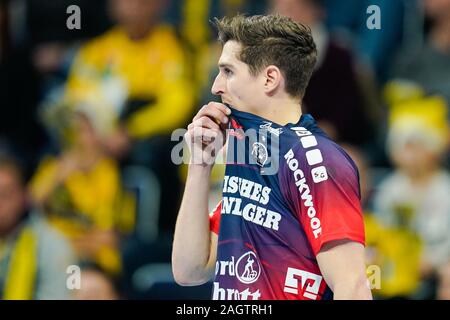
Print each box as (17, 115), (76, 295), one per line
(214, 14), (317, 98)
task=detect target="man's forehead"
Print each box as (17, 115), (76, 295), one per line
(218, 41), (242, 66)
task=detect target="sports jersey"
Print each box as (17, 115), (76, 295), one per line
(209, 107), (365, 300)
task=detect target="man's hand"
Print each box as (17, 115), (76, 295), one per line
(185, 102), (231, 166)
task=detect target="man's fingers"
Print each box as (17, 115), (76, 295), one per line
(207, 102), (232, 116)
(185, 126), (224, 145)
(193, 106), (228, 124)
(185, 106), (228, 155)
(191, 127), (220, 141)
(191, 116), (221, 130)
(193, 102), (231, 124)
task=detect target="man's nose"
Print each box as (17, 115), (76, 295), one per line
(211, 73), (224, 96)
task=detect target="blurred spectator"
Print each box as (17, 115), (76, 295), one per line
(73, 263), (120, 300)
(64, 0), (194, 154)
(371, 96), (450, 299)
(0, 0), (111, 173)
(390, 0), (450, 109)
(342, 142), (424, 299)
(271, 0), (377, 147)
(0, 153), (75, 299)
(364, 211), (423, 299)
(30, 109), (136, 276)
(60, 0), (195, 236)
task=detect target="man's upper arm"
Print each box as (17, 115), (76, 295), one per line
(316, 239), (372, 299)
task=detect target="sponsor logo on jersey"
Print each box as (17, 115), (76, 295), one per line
(284, 150), (322, 238)
(283, 267), (323, 300)
(222, 176), (282, 231)
(212, 282), (261, 300)
(260, 121), (283, 136)
(214, 251), (262, 300)
(236, 251), (261, 284)
(251, 142), (268, 167)
(290, 127), (328, 183)
(311, 166), (328, 183)
(216, 251), (261, 285)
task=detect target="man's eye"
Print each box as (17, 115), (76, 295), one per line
(224, 68), (232, 75)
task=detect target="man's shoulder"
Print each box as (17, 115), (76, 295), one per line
(283, 127), (350, 166)
(280, 128), (358, 186)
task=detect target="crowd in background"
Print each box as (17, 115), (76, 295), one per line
(0, 0), (449, 300)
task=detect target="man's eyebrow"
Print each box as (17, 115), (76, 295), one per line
(218, 63), (234, 69)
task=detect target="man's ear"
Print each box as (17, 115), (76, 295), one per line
(263, 65), (282, 96)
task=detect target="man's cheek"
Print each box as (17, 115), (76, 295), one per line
(229, 83), (246, 100)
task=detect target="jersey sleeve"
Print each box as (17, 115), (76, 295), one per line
(280, 142), (365, 256)
(209, 201), (222, 234)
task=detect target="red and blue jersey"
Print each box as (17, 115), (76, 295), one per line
(209, 107), (365, 300)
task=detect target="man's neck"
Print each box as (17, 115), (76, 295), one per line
(249, 97), (302, 126)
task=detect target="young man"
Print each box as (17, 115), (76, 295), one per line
(172, 14), (372, 300)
